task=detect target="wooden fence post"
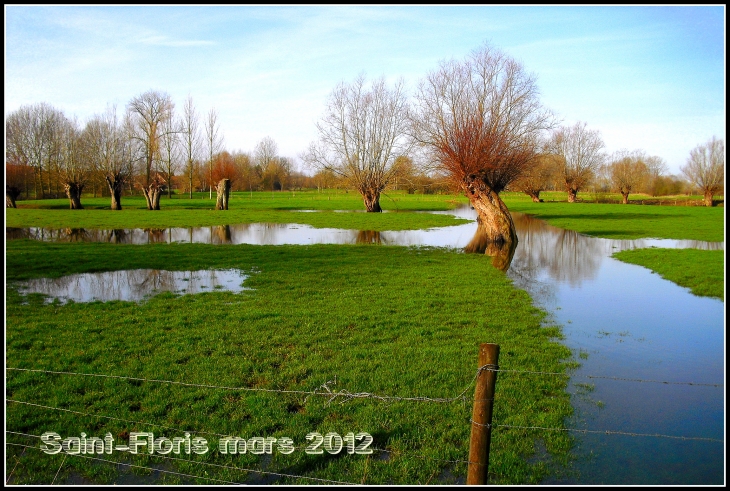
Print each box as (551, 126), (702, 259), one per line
(467, 343), (500, 485)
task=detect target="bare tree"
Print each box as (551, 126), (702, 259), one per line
(681, 136), (724, 207)
(126, 90), (174, 209)
(160, 110), (181, 198)
(55, 115), (88, 209)
(82, 106), (133, 210)
(511, 152), (558, 202)
(205, 108), (224, 199)
(6, 102), (63, 199)
(548, 121), (606, 203)
(181, 95), (201, 199)
(255, 136), (282, 191)
(643, 155), (669, 196)
(303, 74), (412, 212)
(411, 43), (554, 244)
(609, 150), (648, 204)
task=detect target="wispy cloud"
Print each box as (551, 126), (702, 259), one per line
(136, 35), (215, 47)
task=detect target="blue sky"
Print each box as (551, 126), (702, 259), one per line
(4, 5), (725, 175)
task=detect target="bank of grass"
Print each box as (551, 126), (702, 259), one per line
(612, 248), (724, 300)
(503, 194), (724, 242)
(6, 240), (576, 485)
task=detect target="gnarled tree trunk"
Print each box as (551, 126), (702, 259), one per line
(526, 190), (542, 203)
(462, 175), (517, 246)
(105, 173), (124, 210)
(6, 185), (21, 208)
(567, 187), (578, 203)
(704, 190), (714, 207)
(63, 182), (84, 210)
(143, 175), (165, 210)
(360, 187), (383, 212)
(215, 178), (231, 210)
(621, 192), (629, 204)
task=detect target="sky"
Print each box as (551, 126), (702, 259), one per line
(4, 5), (725, 175)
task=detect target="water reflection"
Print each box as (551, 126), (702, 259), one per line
(15, 269), (251, 304)
(356, 230), (382, 244)
(463, 222), (517, 271)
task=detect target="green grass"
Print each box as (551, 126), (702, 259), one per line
(503, 195), (724, 242)
(6, 240), (576, 485)
(612, 248), (725, 300)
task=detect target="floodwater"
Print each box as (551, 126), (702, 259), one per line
(16, 269), (250, 304)
(7, 207), (725, 484)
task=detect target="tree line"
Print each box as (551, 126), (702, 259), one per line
(6, 43), (725, 237)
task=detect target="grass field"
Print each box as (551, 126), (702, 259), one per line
(5, 189), (724, 484)
(6, 241), (574, 485)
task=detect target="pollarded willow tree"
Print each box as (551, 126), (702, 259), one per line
(411, 43), (554, 244)
(681, 136), (724, 207)
(127, 90), (175, 210)
(304, 74), (412, 212)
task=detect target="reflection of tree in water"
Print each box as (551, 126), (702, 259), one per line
(463, 222), (516, 271)
(210, 225), (232, 244)
(62, 228), (89, 242)
(104, 229), (129, 244)
(509, 213), (603, 287)
(6, 228), (29, 240)
(145, 229), (168, 244)
(356, 230), (383, 244)
(17, 269), (248, 303)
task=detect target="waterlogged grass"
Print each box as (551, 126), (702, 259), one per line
(5, 207), (471, 232)
(7, 191), (470, 232)
(612, 248), (725, 300)
(6, 240), (576, 485)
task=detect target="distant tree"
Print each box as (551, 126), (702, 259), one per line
(160, 110), (181, 198)
(6, 102), (64, 198)
(304, 74), (411, 212)
(55, 115), (88, 209)
(205, 108), (224, 199)
(411, 43), (554, 244)
(609, 150), (649, 204)
(181, 95), (202, 199)
(5, 161), (34, 207)
(643, 155), (669, 196)
(511, 152), (558, 202)
(82, 106), (134, 210)
(255, 137), (284, 191)
(681, 136), (724, 207)
(126, 90), (175, 209)
(548, 122), (606, 203)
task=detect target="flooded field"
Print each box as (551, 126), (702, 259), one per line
(7, 207), (725, 484)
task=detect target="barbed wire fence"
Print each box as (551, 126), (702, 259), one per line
(5, 359), (724, 485)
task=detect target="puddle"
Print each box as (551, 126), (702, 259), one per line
(15, 269), (250, 304)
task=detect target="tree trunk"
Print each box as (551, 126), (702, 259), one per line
(567, 187), (578, 203)
(143, 175), (165, 210)
(6, 185), (21, 208)
(527, 190), (542, 203)
(215, 178), (231, 210)
(63, 182), (84, 210)
(621, 192), (629, 204)
(462, 175), (517, 246)
(704, 190), (714, 207)
(105, 174), (124, 210)
(361, 188), (382, 212)
(463, 221), (517, 271)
